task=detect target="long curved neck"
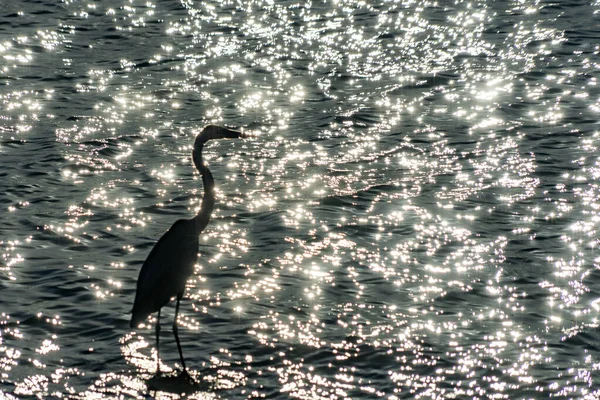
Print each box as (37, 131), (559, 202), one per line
(192, 143), (215, 234)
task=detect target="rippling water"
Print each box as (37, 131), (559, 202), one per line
(2, 0), (600, 398)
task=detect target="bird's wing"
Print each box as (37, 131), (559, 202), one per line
(131, 220), (199, 321)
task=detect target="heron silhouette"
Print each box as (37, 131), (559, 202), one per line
(130, 125), (247, 378)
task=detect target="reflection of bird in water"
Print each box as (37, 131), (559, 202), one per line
(130, 125), (248, 379)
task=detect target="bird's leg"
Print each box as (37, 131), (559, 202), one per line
(173, 292), (189, 377)
(155, 309), (161, 375)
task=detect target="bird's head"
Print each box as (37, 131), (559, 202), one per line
(193, 125), (247, 151)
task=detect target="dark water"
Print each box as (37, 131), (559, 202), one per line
(2, 0), (600, 398)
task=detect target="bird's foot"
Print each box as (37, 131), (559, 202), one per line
(148, 367), (162, 381)
(178, 369), (195, 383)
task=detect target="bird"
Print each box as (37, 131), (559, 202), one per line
(130, 125), (248, 378)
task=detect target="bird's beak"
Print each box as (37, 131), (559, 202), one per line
(221, 127), (245, 139)
(227, 128), (257, 140)
(241, 131), (256, 139)
(225, 127), (256, 139)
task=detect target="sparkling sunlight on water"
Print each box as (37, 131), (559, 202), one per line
(2, 0), (600, 398)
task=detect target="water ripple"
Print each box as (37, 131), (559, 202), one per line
(2, 0), (600, 398)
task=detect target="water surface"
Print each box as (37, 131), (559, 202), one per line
(2, 0), (600, 398)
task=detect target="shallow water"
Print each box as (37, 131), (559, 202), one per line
(2, 0), (600, 398)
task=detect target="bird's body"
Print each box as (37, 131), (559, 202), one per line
(130, 125), (246, 377)
(130, 219), (199, 327)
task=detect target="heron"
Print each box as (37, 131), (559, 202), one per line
(130, 125), (248, 378)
